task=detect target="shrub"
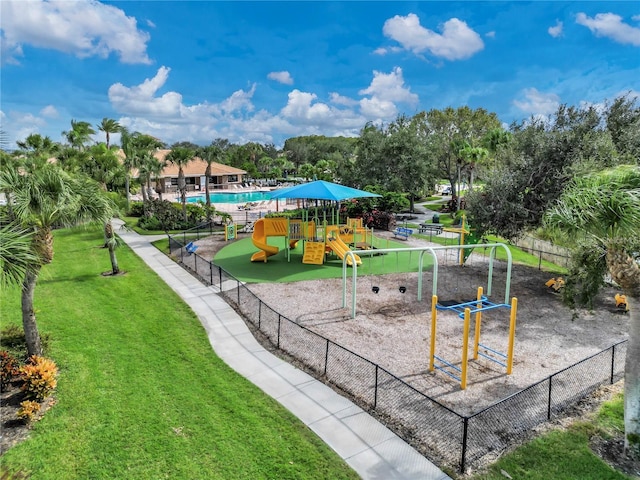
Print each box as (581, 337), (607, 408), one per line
(0, 324), (50, 360)
(362, 210), (396, 231)
(17, 400), (41, 423)
(128, 201), (145, 217)
(1, 350), (19, 390)
(19, 355), (58, 401)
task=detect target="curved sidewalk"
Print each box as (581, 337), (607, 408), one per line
(114, 220), (451, 480)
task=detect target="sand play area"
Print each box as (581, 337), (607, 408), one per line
(193, 231), (629, 415)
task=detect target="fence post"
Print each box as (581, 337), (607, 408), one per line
(218, 266), (222, 289)
(374, 365), (379, 409)
(277, 314), (281, 348)
(547, 377), (553, 420)
(323, 340), (329, 376)
(460, 417), (469, 473)
(210, 261), (213, 286)
(237, 280), (240, 305)
(610, 344), (615, 384)
(538, 251), (542, 270)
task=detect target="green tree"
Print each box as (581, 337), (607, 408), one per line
(16, 133), (61, 159)
(0, 164), (113, 355)
(120, 129), (164, 211)
(467, 102), (610, 239)
(97, 118), (121, 149)
(62, 119), (96, 150)
(381, 114), (433, 211)
(418, 106), (501, 207)
(197, 145), (224, 219)
(544, 165), (640, 458)
(0, 222), (37, 288)
(605, 93), (640, 164)
(166, 145), (195, 222)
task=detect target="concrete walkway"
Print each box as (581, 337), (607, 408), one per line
(113, 219), (451, 480)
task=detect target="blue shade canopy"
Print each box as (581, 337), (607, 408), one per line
(269, 180), (381, 201)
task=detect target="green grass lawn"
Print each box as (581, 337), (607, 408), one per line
(470, 394), (632, 480)
(0, 227), (359, 480)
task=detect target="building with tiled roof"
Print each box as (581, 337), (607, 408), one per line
(129, 149), (247, 193)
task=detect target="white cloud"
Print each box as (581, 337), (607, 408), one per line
(40, 105), (59, 118)
(548, 20), (563, 38)
(359, 97), (398, 120)
(513, 88), (560, 115)
(576, 12), (640, 46)
(382, 13), (484, 60)
(279, 90), (366, 134)
(358, 67), (418, 118)
(109, 66), (186, 117)
(0, 0), (151, 65)
(219, 84), (257, 114)
(330, 92), (358, 107)
(267, 71), (294, 85)
(485, 31), (496, 39)
(103, 67), (417, 146)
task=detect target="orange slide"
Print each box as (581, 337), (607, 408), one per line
(250, 218), (298, 262)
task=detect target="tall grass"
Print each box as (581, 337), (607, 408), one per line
(0, 227), (358, 480)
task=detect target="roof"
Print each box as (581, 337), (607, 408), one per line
(124, 149), (246, 178)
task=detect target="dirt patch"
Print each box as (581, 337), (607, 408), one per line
(1, 380), (56, 457)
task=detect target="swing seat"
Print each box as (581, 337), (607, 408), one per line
(437, 299), (463, 307)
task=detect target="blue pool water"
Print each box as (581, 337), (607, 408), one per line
(186, 191), (272, 204)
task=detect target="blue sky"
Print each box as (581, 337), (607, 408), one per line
(1, 1), (639, 150)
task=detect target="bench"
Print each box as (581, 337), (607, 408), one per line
(392, 227), (413, 240)
(185, 242), (199, 255)
(418, 223), (444, 235)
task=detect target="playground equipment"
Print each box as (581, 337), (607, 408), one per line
(250, 218), (315, 263)
(545, 277), (565, 292)
(615, 293), (629, 312)
(442, 215), (481, 265)
(250, 217), (369, 266)
(342, 243), (513, 317)
(430, 286), (518, 389)
(340, 243), (518, 389)
(224, 223), (236, 241)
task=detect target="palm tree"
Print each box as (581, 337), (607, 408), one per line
(62, 120), (96, 151)
(16, 133), (60, 158)
(120, 129), (163, 211)
(0, 164), (113, 356)
(97, 118), (121, 149)
(0, 222), (37, 288)
(146, 154), (167, 201)
(460, 145), (489, 193)
(166, 146), (195, 222)
(197, 145), (223, 219)
(545, 165), (640, 458)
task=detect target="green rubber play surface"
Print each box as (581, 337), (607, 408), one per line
(213, 235), (436, 283)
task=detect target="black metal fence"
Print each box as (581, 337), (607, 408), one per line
(167, 233), (627, 473)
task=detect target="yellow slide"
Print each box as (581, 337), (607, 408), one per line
(250, 218), (279, 262)
(250, 218), (299, 262)
(326, 236), (361, 266)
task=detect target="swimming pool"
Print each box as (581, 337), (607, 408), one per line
(186, 191), (272, 204)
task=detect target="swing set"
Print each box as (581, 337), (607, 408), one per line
(341, 243), (518, 389)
